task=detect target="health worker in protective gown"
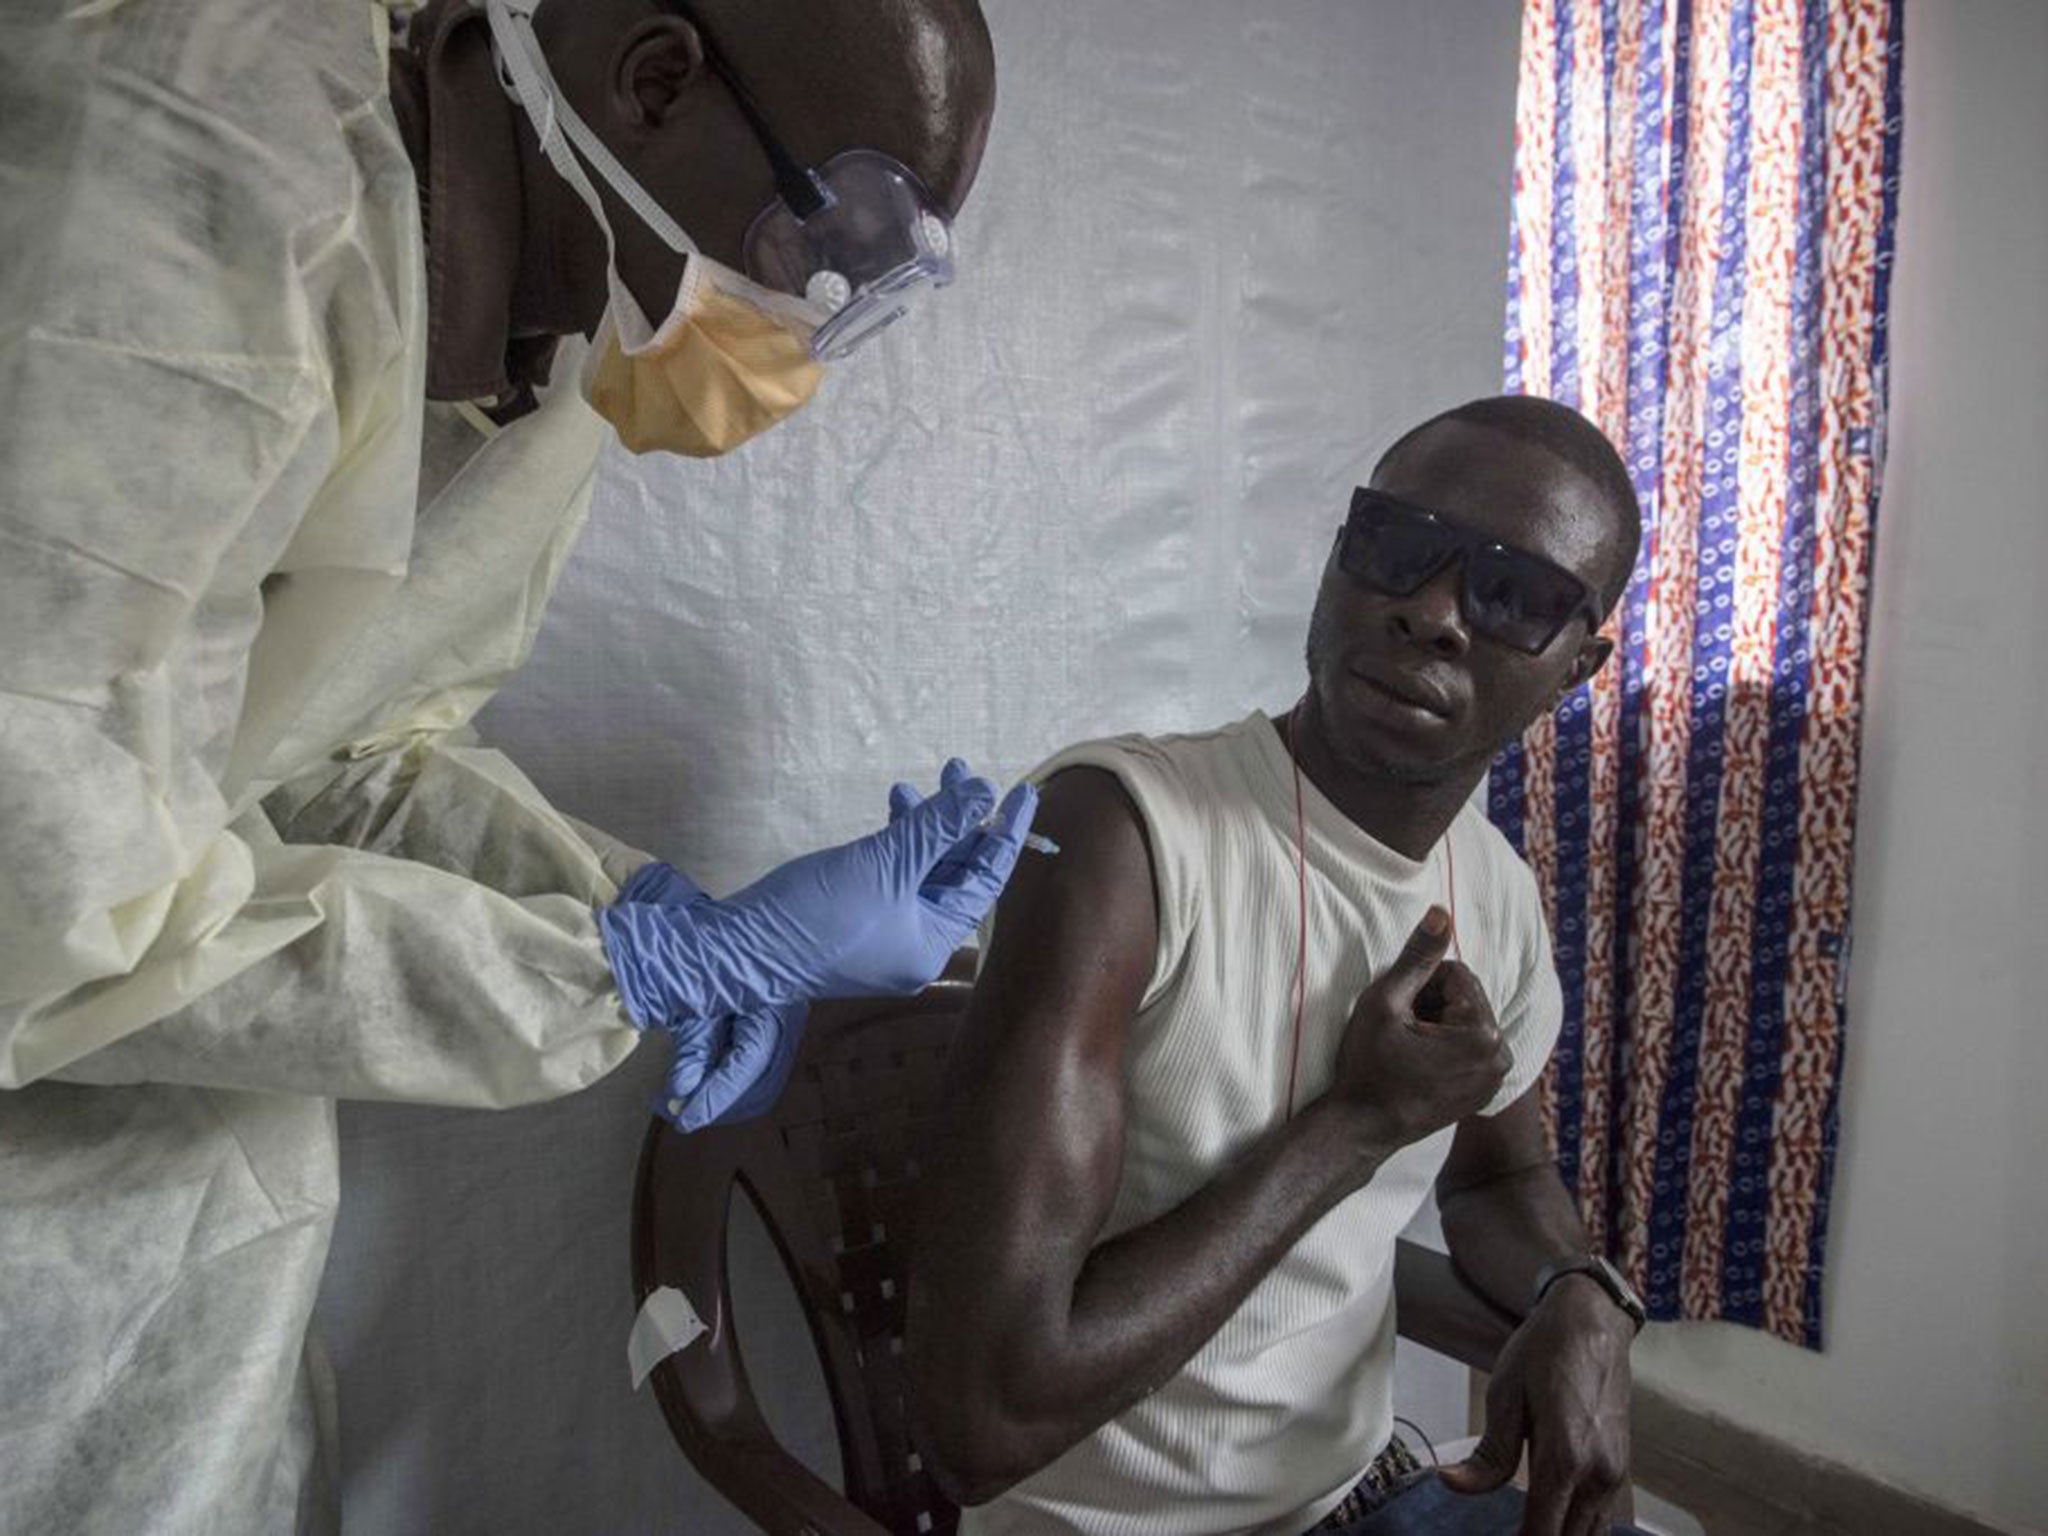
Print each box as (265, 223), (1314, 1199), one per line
(0, 1), (1023, 1532)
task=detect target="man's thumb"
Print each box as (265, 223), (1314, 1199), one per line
(1379, 906), (1453, 1009)
(1439, 1400), (1523, 1496)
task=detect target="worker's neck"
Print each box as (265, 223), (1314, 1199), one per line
(1280, 698), (1487, 863)
(393, 16), (608, 400)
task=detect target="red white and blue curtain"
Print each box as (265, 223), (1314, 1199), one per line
(1491, 0), (1902, 1346)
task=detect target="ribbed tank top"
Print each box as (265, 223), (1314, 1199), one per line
(962, 712), (1561, 1536)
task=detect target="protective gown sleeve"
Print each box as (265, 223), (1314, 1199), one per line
(0, 3), (641, 1105)
(28, 741), (643, 1107)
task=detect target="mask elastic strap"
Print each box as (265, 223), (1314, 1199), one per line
(482, 0), (701, 263)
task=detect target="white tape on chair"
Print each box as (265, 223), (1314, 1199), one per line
(628, 1287), (708, 1390)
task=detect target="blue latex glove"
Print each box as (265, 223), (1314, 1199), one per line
(600, 759), (1038, 1028)
(613, 862), (809, 1133)
(656, 999), (809, 1131)
(888, 759), (1040, 905)
(617, 860), (706, 908)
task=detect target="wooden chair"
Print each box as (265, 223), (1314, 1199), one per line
(630, 975), (1520, 1536)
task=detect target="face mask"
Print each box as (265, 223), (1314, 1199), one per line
(583, 255), (825, 459)
(484, 0), (831, 457)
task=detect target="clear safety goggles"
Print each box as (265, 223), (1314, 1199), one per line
(669, 1), (957, 360)
(744, 150), (956, 361)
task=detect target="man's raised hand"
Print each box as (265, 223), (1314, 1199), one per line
(1327, 906), (1514, 1152)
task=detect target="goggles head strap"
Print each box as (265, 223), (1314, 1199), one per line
(663, 0), (833, 221)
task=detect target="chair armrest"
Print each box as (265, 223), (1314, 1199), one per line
(1392, 1238), (1521, 1373)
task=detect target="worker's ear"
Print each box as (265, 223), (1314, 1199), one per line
(609, 17), (712, 133)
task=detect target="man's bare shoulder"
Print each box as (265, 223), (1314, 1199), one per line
(1034, 764), (1148, 853)
(976, 765), (1157, 1013)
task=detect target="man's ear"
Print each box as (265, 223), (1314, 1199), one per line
(610, 17), (711, 133)
(1558, 632), (1613, 700)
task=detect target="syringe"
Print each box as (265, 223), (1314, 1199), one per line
(980, 812), (1060, 857)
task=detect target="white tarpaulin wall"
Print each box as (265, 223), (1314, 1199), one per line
(315, 3), (1522, 1531)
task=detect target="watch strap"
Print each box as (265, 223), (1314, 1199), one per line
(1534, 1254), (1647, 1330)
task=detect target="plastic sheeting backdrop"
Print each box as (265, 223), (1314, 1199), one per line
(313, 3), (1525, 1532)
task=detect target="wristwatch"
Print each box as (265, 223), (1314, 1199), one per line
(1533, 1253), (1648, 1332)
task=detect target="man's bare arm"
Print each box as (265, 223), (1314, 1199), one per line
(1436, 1089), (1638, 1533)
(1437, 1088), (1595, 1314)
(906, 768), (1509, 1505)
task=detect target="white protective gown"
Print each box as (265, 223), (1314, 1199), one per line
(0, 3), (647, 1530)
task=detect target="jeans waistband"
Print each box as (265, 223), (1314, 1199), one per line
(1307, 1434), (1428, 1531)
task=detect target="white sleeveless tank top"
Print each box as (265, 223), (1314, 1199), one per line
(962, 712), (1561, 1536)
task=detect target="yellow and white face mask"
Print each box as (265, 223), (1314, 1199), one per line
(583, 260), (824, 459)
(483, 0), (831, 458)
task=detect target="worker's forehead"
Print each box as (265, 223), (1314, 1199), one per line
(1373, 421), (1619, 585)
(733, 2), (995, 214)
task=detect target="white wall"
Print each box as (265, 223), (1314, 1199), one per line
(1629, 4), (2048, 1531)
(316, 5), (1524, 1533)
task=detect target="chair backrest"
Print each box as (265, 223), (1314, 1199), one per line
(633, 979), (973, 1536)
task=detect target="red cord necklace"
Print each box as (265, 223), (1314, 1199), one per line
(1281, 702), (1458, 1118)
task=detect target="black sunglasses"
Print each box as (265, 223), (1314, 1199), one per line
(1340, 487), (1604, 656)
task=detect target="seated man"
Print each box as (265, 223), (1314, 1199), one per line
(907, 396), (1653, 1536)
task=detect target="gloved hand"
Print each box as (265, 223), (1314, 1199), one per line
(662, 1001), (809, 1131)
(888, 759), (1040, 915)
(600, 759), (1038, 1027)
(613, 861), (809, 1133)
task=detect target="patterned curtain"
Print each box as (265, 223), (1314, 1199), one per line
(1490, 0), (1902, 1347)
